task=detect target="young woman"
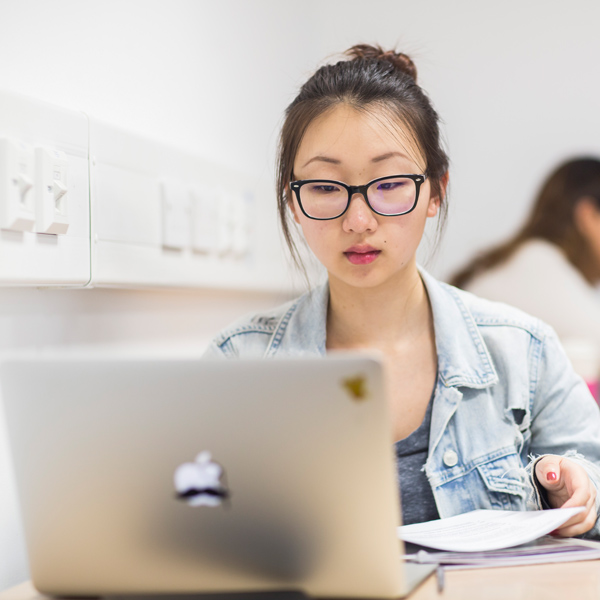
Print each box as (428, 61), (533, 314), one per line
(204, 45), (600, 535)
(451, 157), (600, 351)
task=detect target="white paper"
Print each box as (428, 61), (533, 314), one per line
(397, 507), (585, 552)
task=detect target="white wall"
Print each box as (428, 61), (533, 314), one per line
(0, 0), (323, 179)
(2, 0), (600, 590)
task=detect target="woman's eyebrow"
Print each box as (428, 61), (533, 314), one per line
(301, 155), (341, 168)
(302, 151), (410, 169)
(371, 151), (409, 163)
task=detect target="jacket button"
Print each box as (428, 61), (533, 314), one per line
(443, 450), (458, 467)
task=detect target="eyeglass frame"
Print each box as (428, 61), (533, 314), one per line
(289, 174), (427, 221)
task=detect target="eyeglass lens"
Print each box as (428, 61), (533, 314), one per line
(299, 177), (417, 219)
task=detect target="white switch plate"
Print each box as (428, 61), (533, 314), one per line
(190, 186), (218, 253)
(86, 112), (302, 292)
(231, 191), (250, 257)
(0, 138), (35, 232)
(160, 180), (192, 250)
(35, 147), (69, 234)
(216, 190), (233, 256)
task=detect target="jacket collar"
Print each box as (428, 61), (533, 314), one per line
(420, 268), (498, 389)
(271, 282), (329, 357)
(275, 269), (499, 389)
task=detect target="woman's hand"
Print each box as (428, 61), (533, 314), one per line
(535, 455), (598, 536)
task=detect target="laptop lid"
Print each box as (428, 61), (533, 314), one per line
(0, 356), (428, 598)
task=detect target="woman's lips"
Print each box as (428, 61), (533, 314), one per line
(344, 245), (381, 265)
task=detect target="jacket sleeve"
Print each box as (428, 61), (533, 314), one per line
(528, 326), (600, 537)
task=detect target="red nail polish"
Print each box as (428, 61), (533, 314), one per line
(547, 471), (558, 481)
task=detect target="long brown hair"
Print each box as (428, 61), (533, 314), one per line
(450, 157), (600, 288)
(276, 44), (450, 271)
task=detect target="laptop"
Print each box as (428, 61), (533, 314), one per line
(0, 356), (434, 598)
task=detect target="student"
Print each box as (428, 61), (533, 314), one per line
(451, 157), (600, 352)
(204, 45), (600, 535)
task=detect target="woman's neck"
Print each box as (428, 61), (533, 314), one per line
(325, 265), (432, 349)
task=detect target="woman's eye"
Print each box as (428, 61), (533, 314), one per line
(377, 181), (404, 191)
(310, 185), (340, 194)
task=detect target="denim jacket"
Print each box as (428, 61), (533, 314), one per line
(204, 269), (600, 536)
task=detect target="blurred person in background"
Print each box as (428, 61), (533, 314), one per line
(451, 157), (600, 395)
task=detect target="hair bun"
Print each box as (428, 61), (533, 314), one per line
(345, 44), (417, 82)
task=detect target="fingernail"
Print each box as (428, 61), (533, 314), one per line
(547, 471), (558, 481)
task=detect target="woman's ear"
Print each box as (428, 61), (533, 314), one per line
(427, 171), (449, 218)
(426, 198), (439, 218)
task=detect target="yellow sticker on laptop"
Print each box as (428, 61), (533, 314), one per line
(342, 375), (369, 401)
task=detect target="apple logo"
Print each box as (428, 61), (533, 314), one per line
(174, 451), (230, 507)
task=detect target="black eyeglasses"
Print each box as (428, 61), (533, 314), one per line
(289, 174), (426, 220)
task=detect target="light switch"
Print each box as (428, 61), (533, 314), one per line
(231, 192), (251, 257)
(35, 147), (69, 234)
(0, 138), (35, 232)
(161, 180), (192, 250)
(190, 186), (218, 253)
(217, 190), (233, 256)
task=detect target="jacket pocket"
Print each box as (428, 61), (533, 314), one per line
(476, 453), (528, 510)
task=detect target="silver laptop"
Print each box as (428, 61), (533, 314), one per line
(0, 356), (434, 598)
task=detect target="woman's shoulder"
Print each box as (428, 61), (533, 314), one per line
(203, 283), (329, 359)
(448, 281), (552, 340)
(461, 239), (600, 343)
(437, 279), (563, 386)
(203, 296), (301, 359)
(466, 238), (581, 294)
(421, 268), (563, 391)
(513, 238), (577, 268)
(423, 267), (552, 341)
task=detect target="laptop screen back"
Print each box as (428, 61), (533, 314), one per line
(0, 356), (406, 598)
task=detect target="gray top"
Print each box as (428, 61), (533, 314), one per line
(395, 388), (440, 525)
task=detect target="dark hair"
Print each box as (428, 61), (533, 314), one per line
(276, 44), (450, 271)
(450, 157), (600, 288)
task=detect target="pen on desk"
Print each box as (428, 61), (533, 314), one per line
(436, 565), (445, 594)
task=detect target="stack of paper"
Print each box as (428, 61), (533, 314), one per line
(397, 507), (600, 569)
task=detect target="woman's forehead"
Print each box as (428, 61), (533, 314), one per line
(295, 103), (425, 171)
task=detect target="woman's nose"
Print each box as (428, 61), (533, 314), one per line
(342, 193), (378, 233)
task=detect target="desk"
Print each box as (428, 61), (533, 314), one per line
(3, 562), (600, 600)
